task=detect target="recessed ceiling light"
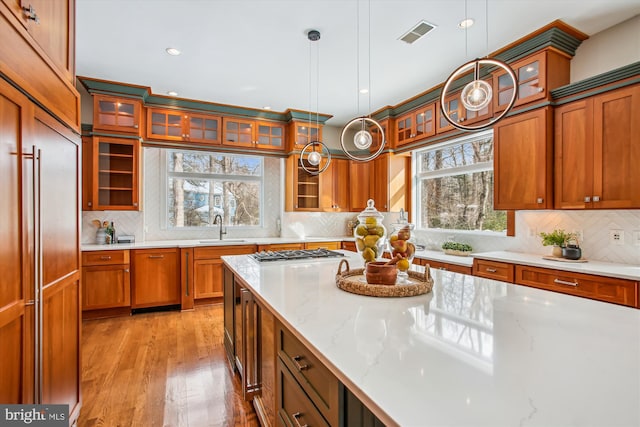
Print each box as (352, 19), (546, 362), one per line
(359, 88), (369, 94)
(167, 91), (178, 96)
(458, 18), (474, 29)
(165, 47), (181, 56)
(263, 106), (271, 110)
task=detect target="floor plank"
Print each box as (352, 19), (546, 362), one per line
(77, 304), (259, 427)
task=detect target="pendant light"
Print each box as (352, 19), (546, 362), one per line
(300, 29), (331, 175)
(440, 0), (518, 132)
(340, 0), (385, 162)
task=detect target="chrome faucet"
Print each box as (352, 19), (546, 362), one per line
(213, 214), (227, 240)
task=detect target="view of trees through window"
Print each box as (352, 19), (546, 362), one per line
(416, 132), (506, 232)
(167, 151), (262, 227)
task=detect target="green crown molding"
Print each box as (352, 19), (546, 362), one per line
(77, 76), (332, 124)
(551, 61), (640, 101)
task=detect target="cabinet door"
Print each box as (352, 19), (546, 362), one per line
(371, 153), (409, 212)
(437, 92), (465, 133)
(186, 113), (221, 144)
(193, 259), (223, 299)
(592, 85), (640, 208)
(285, 155), (320, 211)
(92, 137), (140, 210)
(147, 109), (184, 141)
(131, 249), (180, 308)
(288, 122), (321, 150)
(554, 99), (593, 209)
(255, 121), (284, 151)
(81, 136), (93, 210)
(349, 160), (371, 212)
(254, 300), (276, 427)
(395, 113), (414, 146)
(223, 118), (254, 147)
(493, 108), (553, 210)
(82, 265), (131, 310)
(93, 95), (141, 134)
(223, 266), (235, 369)
(414, 104), (436, 140)
(321, 159), (349, 211)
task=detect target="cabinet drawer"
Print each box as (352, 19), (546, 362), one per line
(473, 259), (515, 283)
(418, 258), (472, 275)
(257, 243), (304, 252)
(277, 359), (330, 427)
(194, 244), (256, 260)
(305, 241), (340, 250)
(515, 265), (639, 308)
(277, 324), (339, 426)
(82, 250), (129, 266)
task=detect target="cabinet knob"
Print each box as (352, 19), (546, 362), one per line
(124, 269), (130, 273)
(134, 124), (139, 129)
(22, 5), (39, 23)
(88, 201), (92, 207)
(592, 196), (600, 202)
(537, 198), (544, 204)
(584, 196), (591, 203)
(537, 87), (544, 93)
(133, 202), (138, 207)
(486, 268), (497, 273)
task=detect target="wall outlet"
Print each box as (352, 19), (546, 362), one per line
(633, 230), (640, 246)
(609, 229), (624, 245)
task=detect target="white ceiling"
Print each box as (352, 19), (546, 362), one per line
(76, 0), (640, 126)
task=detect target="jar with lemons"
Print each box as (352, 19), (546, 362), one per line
(388, 209), (416, 281)
(354, 199), (387, 264)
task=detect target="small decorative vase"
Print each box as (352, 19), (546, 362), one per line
(552, 245), (562, 257)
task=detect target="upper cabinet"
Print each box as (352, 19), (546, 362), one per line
(493, 50), (570, 113)
(147, 108), (221, 145)
(395, 104), (435, 147)
(93, 95), (142, 135)
(286, 121), (322, 151)
(285, 155), (349, 212)
(223, 118), (284, 151)
(555, 85), (640, 209)
(370, 153), (409, 212)
(493, 107), (553, 210)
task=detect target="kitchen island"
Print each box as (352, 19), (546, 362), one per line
(222, 250), (640, 427)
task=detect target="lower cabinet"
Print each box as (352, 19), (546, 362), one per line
(81, 250), (131, 316)
(131, 248), (180, 308)
(515, 265), (639, 308)
(416, 257), (472, 275)
(472, 259), (515, 283)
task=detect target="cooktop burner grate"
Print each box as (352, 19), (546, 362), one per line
(251, 248), (344, 262)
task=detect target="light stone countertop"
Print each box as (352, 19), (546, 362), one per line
(222, 250), (640, 427)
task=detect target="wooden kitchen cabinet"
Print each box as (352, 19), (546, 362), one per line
(257, 243), (304, 252)
(191, 245), (256, 304)
(555, 85), (640, 209)
(437, 84), (492, 133)
(81, 250), (131, 314)
(493, 107), (553, 210)
(287, 121), (322, 151)
(321, 158), (350, 211)
(84, 136), (140, 210)
(416, 257), (472, 275)
(395, 104), (436, 147)
(472, 259), (515, 283)
(342, 241), (356, 252)
(349, 160), (371, 212)
(93, 94), (142, 135)
(222, 118), (284, 151)
(131, 248), (180, 309)
(515, 265), (639, 308)
(370, 152), (409, 212)
(285, 155), (350, 211)
(305, 241), (341, 250)
(147, 108), (221, 144)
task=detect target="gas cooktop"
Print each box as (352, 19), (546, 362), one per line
(251, 248), (344, 262)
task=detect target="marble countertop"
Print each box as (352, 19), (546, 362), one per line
(474, 250), (640, 281)
(414, 249), (475, 267)
(222, 251), (640, 427)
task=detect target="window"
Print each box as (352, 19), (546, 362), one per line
(166, 150), (262, 228)
(414, 130), (506, 232)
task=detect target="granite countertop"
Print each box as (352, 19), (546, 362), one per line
(222, 251), (640, 427)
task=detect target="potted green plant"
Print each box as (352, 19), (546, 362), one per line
(441, 241), (473, 256)
(539, 229), (573, 257)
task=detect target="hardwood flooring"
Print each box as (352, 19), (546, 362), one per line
(78, 304), (259, 427)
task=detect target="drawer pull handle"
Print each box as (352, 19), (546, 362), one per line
(100, 256), (112, 260)
(486, 268), (497, 273)
(148, 255), (165, 259)
(292, 355), (309, 371)
(554, 278), (578, 287)
(292, 412), (308, 427)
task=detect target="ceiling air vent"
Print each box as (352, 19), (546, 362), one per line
(399, 20), (436, 44)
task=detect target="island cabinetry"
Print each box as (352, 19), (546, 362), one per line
(93, 94), (142, 135)
(277, 323), (340, 427)
(192, 245), (256, 304)
(84, 136), (140, 211)
(286, 121), (322, 151)
(81, 250), (131, 315)
(147, 108), (221, 144)
(515, 265), (638, 308)
(493, 107), (553, 210)
(131, 248), (180, 309)
(472, 259), (515, 283)
(554, 85), (640, 209)
(395, 104), (436, 147)
(416, 257), (472, 275)
(370, 152), (409, 212)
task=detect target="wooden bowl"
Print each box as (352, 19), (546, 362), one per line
(365, 261), (397, 286)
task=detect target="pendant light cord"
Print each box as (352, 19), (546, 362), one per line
(356, 0), (360, 117)
(367, 0), (372, 118)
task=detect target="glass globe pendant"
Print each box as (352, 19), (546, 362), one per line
(461, 62), (492, 111)
(353, 128), (373, 150)
(307, 149), (321, 166)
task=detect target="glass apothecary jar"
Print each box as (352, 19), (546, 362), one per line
(388, 209), (416, 280)
(354, 199), (387, 264)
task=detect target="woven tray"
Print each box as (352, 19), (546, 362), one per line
(335, 259), (434, 297)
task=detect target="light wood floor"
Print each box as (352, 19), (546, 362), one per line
(78, 304), (259, 427)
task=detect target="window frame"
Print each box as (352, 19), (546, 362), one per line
(160, 149), (265, 230)
(412, 129), (507, 236)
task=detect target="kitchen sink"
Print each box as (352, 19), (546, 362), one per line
(199, 239), (246, 244)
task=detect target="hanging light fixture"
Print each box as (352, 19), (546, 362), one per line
(440, 0), (518, 132)
(300, 29), (331, 175)
(340, 0), (385, 162)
